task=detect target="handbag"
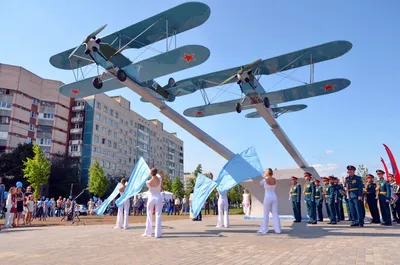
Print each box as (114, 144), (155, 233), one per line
(10, 206), (17, 213)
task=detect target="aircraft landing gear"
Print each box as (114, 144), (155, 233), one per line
(235, 102), (242, 113)
(263, 97), (270, 108)
(93, 77), (103, 89)
(273, 113), (278, 119)
(117, 69), (127, 82)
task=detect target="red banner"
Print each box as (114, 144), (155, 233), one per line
(383, 144), (400, 185)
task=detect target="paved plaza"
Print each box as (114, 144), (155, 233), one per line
(1, 215), (400, 265)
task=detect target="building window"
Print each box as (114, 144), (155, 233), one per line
(114, 122), (118, 129)
(109, 119), (113, 126)
(102, 127), (106, 134)
(30, 111), (36, 118)
(95, 124), (99, 131)
(0, 116), (10, 124)
(108, 130), (112, 136)
(32, 99), (38, 105)
(26, 137), (32, 144)
(113, 142), (117, 149)
(108, 140), (111, 147)
(41, 113), (54, 119)
(115, 112), (119, 118)
(0, 102), (12, 109)
(105, 162), (110, 168)
(114, 132), (117, 138)
(94, 135), (99, 143)
(112, 163), (116, 169)
(102, 138), (106, 144)
(36, 138), (51, 146)
(103, 116), (107, 124)
(0, 131), (8, 140)
(28, 124), (35, 131)
(100, 160), (104, 167)
(109, 109), (113, 116)
(95, 113), (100, 120)
(71, 145), (79, 152)
(96, 102), (101, 109)
(103, 105), (108, 113)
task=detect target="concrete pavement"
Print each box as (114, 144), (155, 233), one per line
(1, 215), (400, 265)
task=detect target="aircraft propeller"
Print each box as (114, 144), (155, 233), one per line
(68, 24), (108, 59)
(219, 58), (262, 86)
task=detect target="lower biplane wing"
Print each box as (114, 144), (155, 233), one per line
(59, 45), (209, 98)
(167, 41), (352, 93)
(49, 2), (210, 70)
(245, 104), (307, 118)
(183, 78), (350, 118)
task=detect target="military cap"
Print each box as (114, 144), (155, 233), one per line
(304, 172), (312, 177)
(376, 169), (385, 174)
(291, 176), (298, 180)
(322, 177), (330, 181)
(314, 179), (320, 183)
(347, 165), (356, 170)
(329, 175), (336, 179)
(366, 174), (374, 179)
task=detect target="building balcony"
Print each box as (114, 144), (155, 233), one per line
(71, 116), (84, 123)
(69, 139), (82, 145)
(72, 105), (85, 111)
(70, 150), (82, 157)
(70, 128), (83, 134)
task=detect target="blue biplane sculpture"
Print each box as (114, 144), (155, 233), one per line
(50, 2), (211, 102)
(179, 41), (352, 118)
(50, 2), (351, 119)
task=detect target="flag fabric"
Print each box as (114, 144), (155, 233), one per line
(383, 144), (400, 185)
(94, 183), (122, 216)
(116, 157), (150, 207)
(381, 157), (390, 180)
(190, 173), (218, 218)
(213, 146), (263, 195)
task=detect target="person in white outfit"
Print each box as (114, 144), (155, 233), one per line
(258, 168), (281, 234)
(242, 189), (251, 217)
(142, 168), (163, 238)
(115, 178), (129, 229)
(5, 187), (16, 228)
(216, 189), (229, 228)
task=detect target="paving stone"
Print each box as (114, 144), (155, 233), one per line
(1, 216), (400, 265)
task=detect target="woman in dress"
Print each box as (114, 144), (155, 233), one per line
(258, 168), (281, 234)
(115, 178), (129, 229)
(216, 189), (229, 228)
(142, 168), (163, 238)
(242, 189), (251, 217)
(15, 187), (24, 226)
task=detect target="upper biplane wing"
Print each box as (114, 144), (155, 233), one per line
(49, 2), (210, 70)
(245, 104), (307, 118)
(183, 78), (350, 118)
(59, 45), (210, 98)
(167, 41), (352, 95)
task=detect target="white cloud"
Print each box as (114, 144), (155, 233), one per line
(311, 163), (338, 176)
(325, 150), (333, 155)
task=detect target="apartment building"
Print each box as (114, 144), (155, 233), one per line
(183, 173), (195, 191)
(0, 64), (72, 155)
(69, 93), (184, 184)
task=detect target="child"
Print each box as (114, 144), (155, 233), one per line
(26, 195), (34, 225)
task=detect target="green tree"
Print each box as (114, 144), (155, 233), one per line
(0, 143), (34, 188)
(357, 164), (369, 184)
(228, 185), (242, 208)
(49, 154), (83, 199)
(194, 164), (202, 177)
(88, 160), (108, 197)
(172, 176), (184, 199)
(22, 143), (51, 198)
(162, 173), (172, 191)
(185, 177), (196, 197)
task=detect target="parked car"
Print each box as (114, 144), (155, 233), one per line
(74, 204), (88, 216)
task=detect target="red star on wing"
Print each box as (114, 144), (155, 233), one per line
(196, 111), (203, 116)
(182, 53), (195, 63)
(71, 89), (80, 95)
(324, 84), (335, 91)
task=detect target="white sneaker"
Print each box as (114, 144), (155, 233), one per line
(141, 233), (151, 237)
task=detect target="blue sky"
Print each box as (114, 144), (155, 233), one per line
(1, 0), (399, 178)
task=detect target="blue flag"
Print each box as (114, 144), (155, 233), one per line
(214, 146), (263, 195)
(190, 173), (218, 218)
(116, 157), (150, 207)
(94, 183), (122, 216)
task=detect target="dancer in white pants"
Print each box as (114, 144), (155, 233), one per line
(216, 189), (229, 228)
(115, 178), (129, 229)
(258, 168), (281, 234)
(242, 189), (251, 217)
(142, 168), (163, 238)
